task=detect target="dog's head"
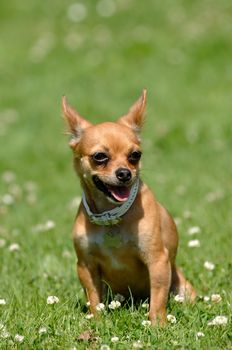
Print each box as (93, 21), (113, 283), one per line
(62, 90), (146, 205)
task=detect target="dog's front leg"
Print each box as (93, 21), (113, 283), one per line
(77, 260), (102, 315)
(148, 249), (171, 326)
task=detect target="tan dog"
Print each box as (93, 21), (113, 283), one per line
(62, 90), (195, 325)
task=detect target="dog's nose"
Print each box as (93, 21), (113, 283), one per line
(116, 168), (132, 183)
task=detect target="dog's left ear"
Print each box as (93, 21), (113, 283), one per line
(117, 89), (147, 134)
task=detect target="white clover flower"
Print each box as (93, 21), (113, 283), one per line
(133, 340), (143, 348)
(96, 303), (105, 311)
(67, 3), (87, 23)
(9, 184), (23, 199)
(85, 313), (94, 320)
(208, 315), (228, 326)
(205, 190), (224, 202)
(203, 296), (210, 302)
(196, 332), (205, 338)
(174, 217), (182, 226)
(0, 299), (6, 305)
(2, 194), (14, 205)
(141, 320), (151, 326)
(204, 261), (215, 271)
(68, 196), (82, 210)
(0, 239), (6, 248)
(188, 239), (200, 248)
(0, 323), (5, 332)
(167, 314), (177, 324)
(100, 345), (111, 350)
(46, 295), (59, 304)
(9, 243), (20, 252)
(183, 210), (192, 219)
(114, 293), (125, 302)
(172, 340), (179, 346)
(108, 300), (121, 309)
(111, 336), (119, 342)
(15, 334), (24, 343)
(96, 0), (116, 18)
(1, 330), (10, 338)
(38, 327), (47, 334)
(24, 181), (37, 192)
(174, 294), (185, 303)
(2, 171), (16, 183)
(45, 220), (56, 230)
(0, 324), (10, 339)
(141, 302), (149, 309)
(62, 250), (72, 258)
(188, 226), (201, 235)
(33, 220), (56, 233)
(211, 294), (222, 303)
(86, 301), (91, 307)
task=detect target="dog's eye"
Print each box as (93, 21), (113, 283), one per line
(128, 151), (142, 164)
(91, 152), (109, 165)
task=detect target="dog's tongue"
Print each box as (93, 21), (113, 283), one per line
(108, 186), (130, 202)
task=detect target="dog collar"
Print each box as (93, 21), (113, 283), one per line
(82, 178), (140, 226)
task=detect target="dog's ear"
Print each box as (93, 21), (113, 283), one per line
(117, 89), (147, 134)
(62, 96), (92, 149)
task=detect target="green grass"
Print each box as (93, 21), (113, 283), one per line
(0, 0), (232, 348)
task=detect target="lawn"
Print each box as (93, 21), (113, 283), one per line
(0, 0), (232, 348)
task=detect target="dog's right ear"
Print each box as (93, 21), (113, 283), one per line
(62, 96), (92, 149)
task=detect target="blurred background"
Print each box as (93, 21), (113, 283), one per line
(0, 0), (232, 283)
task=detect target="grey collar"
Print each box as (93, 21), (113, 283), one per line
(82, 178), (140, 226)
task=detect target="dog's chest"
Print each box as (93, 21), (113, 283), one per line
(76, 226), (139, 269)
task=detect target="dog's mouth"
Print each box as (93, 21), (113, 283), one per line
(92, 175), (131, 203)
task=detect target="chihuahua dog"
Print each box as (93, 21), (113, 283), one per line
(62, 90), (195, 325)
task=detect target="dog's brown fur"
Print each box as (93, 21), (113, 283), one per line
(62, 90), (196, 325)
